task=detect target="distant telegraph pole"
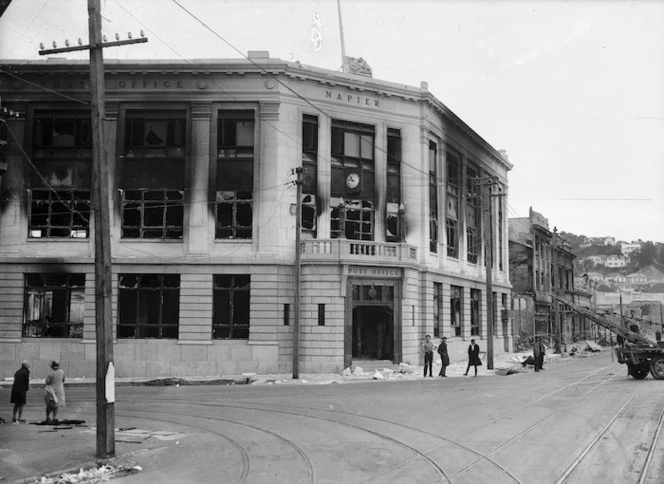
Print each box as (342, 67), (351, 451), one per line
(38, 0), (147, 458)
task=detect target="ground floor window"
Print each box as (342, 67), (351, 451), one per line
(118, 274), (180, 339)
(450, 285), (462, 337)
(213, 274), (250, 339)
(433, 282), (442, 337)
(470, 288), (481, 336)
(29, 189), (90, 238)
(23, 273), (85, 338)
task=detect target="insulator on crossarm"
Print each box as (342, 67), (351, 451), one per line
(140, 30), (145, 37)
(78, 38), (82, 45)
(39, 42), (45, 50)
(52, 41), (57, 48)
(65, 39), (70, 47)
(103, 35), (108, 42)
(127, 32), (132, 39)
(115, 33), (120, 40)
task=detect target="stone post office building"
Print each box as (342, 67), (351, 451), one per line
(0, 53), (512, 379)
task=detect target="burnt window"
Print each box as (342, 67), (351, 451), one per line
(118, 274), (180, 339)
(29, 189), (90, 238)
(429, 140), (438, 253)
(466, 163), (480, 264)
(302, 115), (319, 235)
(213, 274), (250, 339)
(23, 273), (85, 338)
(446, 151), (460, 258)
(386, 128), (402, 242)
(433, 282), (442, 338)
(283, 303), (290, 326)
(122, 190), (184, 239)
(330, 119), (374, 200)
(216, 111), (254, 239)
(121, 109), (186, 239)
(470, 288), (481, 336)
(498, 191), (504, 271)
(451, 285), (462, 337)
(301, 194), (317, 233)
(30, 110), (92, 238)
(331, 199), (374, 240)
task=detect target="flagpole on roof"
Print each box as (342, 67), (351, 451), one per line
(337, 0), (347, 72)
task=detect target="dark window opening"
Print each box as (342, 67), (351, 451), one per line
(29, 189), (90, 238)
(446, 151), (460, 258)
(283, 303), (290, 326)
(213, 274), (250, 339)
(23, 273), (85, 338)
(451, 285), (462, 337)
(429, 140), (438, 253)
(331, 199), (374, 240)
(330, 119), (375, 200)
(433, 282), (442, 338)
(470, 288), (481, 336)
(386, 128), (402, 242)
(124, 111), (186, 158)
(466, 163), (480, 264)
(302, 115), (318, 195)
(121, 189), (184, 239)
(301, 194), (317, 233)
(215, 191), (252, 239)
(318, 304), (325, 326)
(117, 274), (180, 339)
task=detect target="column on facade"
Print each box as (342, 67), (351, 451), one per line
(316, 114), (331, 239)
(256, 101), (280, 257)
(420, 127), (431, 260)
(187, 102), (211, 255)
(462, 286), (472, 340)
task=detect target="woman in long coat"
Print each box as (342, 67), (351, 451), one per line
(45, 360), (66, 424)
(11, 361), (30, 423)
(464, 339), (483, 376)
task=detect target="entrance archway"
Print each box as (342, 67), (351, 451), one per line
(352, 306), (394, 360)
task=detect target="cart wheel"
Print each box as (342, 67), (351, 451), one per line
(649, 356), (664, 380)
(628, 361), (649, 380)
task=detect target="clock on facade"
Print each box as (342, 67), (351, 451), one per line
(345, 172), (360, 189)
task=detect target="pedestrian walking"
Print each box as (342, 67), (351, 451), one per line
(422, 335), (434, 377)
(437, 337), (450, 377)
(44, 360), (66, 424)
(533, 336), (546, 372)
(10, 360), (30, 424)
(464, 339), (482, 376)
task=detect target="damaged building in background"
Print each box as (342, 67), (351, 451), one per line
(509, 208), (593, 348)
(0, 53), (512, 379)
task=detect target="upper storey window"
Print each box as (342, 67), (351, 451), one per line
(121, 109), (186, 239)
(29, 110), (92, 238)
(330, 119), (375, 240)
(216, 110), (254, 239)
(446, 151), (461, 258)
(429, 140), (438, 253)
(466, 163), (481, 264)
(386, 128), (402, 242)
(301, 114), (318, 234)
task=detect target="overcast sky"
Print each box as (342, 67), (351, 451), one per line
(1, 0), (662, 243)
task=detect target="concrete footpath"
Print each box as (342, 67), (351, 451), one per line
(0, 349), (586, 483)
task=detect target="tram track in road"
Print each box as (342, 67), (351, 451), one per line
(555, 392), (664, 484)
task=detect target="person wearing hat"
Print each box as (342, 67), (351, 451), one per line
(44, 360), (66, 424)
(422, 335), (435, 377)
(437, 337), (450, 377)
(10, 361), (30, 423)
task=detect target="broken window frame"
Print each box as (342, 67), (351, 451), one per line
(466, 163), (480, 264)
(386, 128), (402, 242)
(32, 111), (92, 158)
(330, 119), (375, 202)
(23, 273), (85, 338)
(121, 109), (186, 239)
(212, 274), (250, 339)
(216, 111), (254, 240)
(302, 114), (319, 235)
(446, 151), (460, 258)
(450, 285), (463, 337)
(215, 190), (252, 239)
(28, 188), (90, 238)
(331, 199), (374, 240)
(117, 274), (180, 339)
(429, 140), (438, 253)
(470, 288), (481, 336)
(121, 189), (184, 239)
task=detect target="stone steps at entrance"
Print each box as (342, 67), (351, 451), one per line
(351, 359), (401, 373)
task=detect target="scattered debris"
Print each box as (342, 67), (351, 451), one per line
(342, 367), (352, 377)
(585, 340), (602, 352)
(36, 463), (142, 484)
(399, 363), (413, 374)
(353, 366), (365, 376)
(372, 370), (385, 380)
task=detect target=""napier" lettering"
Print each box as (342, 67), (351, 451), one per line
(326, 90), (379, 107)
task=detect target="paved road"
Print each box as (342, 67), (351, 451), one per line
(4, 352), (664, 483)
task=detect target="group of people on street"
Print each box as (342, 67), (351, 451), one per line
(422, 335), (483, 377)
(10, 360), (66, 425)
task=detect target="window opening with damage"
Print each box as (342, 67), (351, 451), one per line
(23, 273), (85, 338)
(118, 274), (180, 339)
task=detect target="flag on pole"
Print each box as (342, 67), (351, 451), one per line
(311, 8), (322, 53)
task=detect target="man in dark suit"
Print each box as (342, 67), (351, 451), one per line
(464, 339), (482, 376)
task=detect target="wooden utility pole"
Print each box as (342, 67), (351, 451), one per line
(484, 183), (495, 370)
(38, 0), (147, 458)
(293, 167), (303, 379)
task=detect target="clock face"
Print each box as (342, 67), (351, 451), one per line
(346, 172), (360, 189)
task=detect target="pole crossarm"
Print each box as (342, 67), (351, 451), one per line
(38, 37), (147, 55)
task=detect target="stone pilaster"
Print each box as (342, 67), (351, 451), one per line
(256, 100), (280, 258)
(188, 102), (212, 254)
